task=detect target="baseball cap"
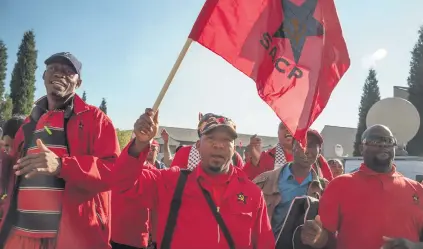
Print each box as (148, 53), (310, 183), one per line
(151, 140), (160, 148)
(198, 113), (237, 139)
(307, 129), (324, 145)
(45, 52), (82, 75)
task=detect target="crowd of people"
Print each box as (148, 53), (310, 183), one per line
(0, 52), (421, 249)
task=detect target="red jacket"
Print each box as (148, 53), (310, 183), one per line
(243, 147), (333, 181)
(0, 95), (121, 249)
(171, 145), (244, 169)
(115, 141), (275, 249)
(111, 164), (156, 248)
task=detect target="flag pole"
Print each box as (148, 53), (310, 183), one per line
(152, 38), (193, 111)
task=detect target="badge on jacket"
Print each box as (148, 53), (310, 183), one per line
(237, 192), (247, 204)
(413, 194), (419, 205)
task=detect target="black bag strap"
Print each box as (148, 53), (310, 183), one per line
(161, 169), (191, 249)
(199, 183), (236, 249)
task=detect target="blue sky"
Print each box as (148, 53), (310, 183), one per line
(0, 0), (422, 136)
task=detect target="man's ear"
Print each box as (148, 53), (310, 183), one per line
(42, 71), (46, 80)
(359, 144), (363, 156)
(196, 140), (200, 149)
(76, 78), (82, 89)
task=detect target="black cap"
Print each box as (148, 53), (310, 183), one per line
(44, 52), (82, 75)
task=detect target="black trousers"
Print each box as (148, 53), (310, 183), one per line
(110, 241), (143, 249)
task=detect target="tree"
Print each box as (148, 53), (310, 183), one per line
(82, 91), (87, 102)
(0, 40), (11, 122)
(116, 129), (132, 149)
(407, 26), (423, 156)
(10, 30), (37, 115)
(352, 69), (381, 156)
(0, 40), (7, 99)
(99, 97), (107, 114)
(0, 96), (13, 121)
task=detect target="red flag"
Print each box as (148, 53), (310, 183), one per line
(189, 0), (350, 146)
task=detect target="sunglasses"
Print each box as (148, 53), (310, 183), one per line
(362, 135), (397, 147)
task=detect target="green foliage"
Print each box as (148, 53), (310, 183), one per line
(407, 26), (423, 156)
(99, 97), (107, 114)
(353, 69), (381, 156)
(10, 30), (37, 115)
(116, 129), (132, 150)
(82, 91), (87, 102)
(0, 95), (13, 121)
(0, 40), (7, 99)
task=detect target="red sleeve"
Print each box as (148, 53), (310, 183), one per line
(235, 151), (244, 169)
(319, 156), (333, 181)
(319, 177), (343, 233)
(59, 112), (120, 194)
(112, 139), (159, 209)
(170, 146), (190, 168)
(252, 191), (275, 248)
(242, 151), (269, 180)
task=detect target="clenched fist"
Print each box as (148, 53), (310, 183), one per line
(301, 215), (327, 248)
(129, 108), (159, 156)
(249, 134), (262, 166)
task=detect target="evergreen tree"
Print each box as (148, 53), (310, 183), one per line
(407, 26), (423, 156)
(0, 96), (13, 121)
(82, 91), (87, 102)
(0, 40), (11, 121)
(99, 98), (107, 114)
(0, 40), (6, 99)
(353, 69), (381, 156)
(10, 30), (37, 115)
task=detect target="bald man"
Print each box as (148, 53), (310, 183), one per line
(300, 125), (423, 249)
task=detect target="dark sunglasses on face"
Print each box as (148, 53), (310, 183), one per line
(362, 135), (397, 147)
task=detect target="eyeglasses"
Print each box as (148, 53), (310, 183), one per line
(362, 135), (397, 147)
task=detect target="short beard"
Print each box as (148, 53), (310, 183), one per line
(364, 157), (393, 173)
(205, 162), (230, 174)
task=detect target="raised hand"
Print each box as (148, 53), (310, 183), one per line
(249, 134), (262, 166)
(129, 108), (159, 156)
(161, 128), (169, 142)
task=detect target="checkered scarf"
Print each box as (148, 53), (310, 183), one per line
(274, 143), (287, 169)
(187, 143), (201, 171)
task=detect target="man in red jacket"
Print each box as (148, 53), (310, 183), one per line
(115, 109), (275, 249)
(243, 122), (333, 181)
(171, 113), (244, 169)
(0, 52), (120, 249)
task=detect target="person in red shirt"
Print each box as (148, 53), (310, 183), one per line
(301, 125), (423, 249)
(0, 52), (121, 249)
(244, 123), (333, 181)
(171, 113), (244, 170)
(115, 109), (275, 249)
(111, 165), (157, 249)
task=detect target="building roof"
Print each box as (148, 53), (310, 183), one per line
(156, 126), (278, 148)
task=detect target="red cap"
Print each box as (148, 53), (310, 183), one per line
(151, 140), (160, 148)
(307, 129), (323, 145)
